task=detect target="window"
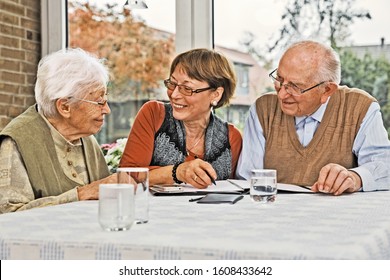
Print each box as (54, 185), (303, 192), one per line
(214, 0), (390, 135)
(58, 0), (390, 141)
(67, 0), (176, 143)
(234, 63), (250, 96)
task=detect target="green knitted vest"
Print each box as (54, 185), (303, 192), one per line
(0, 105), (109, 198)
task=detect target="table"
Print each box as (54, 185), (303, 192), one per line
(1, 191), (390, 260)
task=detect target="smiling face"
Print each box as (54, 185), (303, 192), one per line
(167, 65), (221, 124)
(276, 45), (332, 117)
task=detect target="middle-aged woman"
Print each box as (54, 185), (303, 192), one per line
(120, 48), (242, 188)
(0, 48), (117, 214)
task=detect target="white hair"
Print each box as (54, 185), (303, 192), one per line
(34, 48), (109, 118)
(286, 40), (341, 84)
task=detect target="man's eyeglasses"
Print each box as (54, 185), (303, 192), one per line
(269, 68), (325, 96)
(164, 79), (214, 96)
(72, 97), (108, 107)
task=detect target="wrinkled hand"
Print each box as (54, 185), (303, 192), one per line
(311, 163), (361, 195)
(77, 173), (118, 200)
(177, 159), (217, 189)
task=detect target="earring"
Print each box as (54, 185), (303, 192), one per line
(211, 100), (218, 107)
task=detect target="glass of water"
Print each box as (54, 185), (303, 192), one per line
(117, 167), (149, 224)
(250, 169), (277, 203)
(99, 184), (135, 231)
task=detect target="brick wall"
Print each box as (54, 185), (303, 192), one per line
(0, 0), (41, 131)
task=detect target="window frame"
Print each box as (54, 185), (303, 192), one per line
(43, 0), (214, 55)
(41, 0), (67, 56)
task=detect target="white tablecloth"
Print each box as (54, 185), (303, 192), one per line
(1, 191), (390, 259)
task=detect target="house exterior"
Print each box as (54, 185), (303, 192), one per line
(342, 38), (390, 60)
(213, 46), (271, 132)
(0, 0), (41, 131)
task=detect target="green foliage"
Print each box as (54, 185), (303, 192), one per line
(340, 50), (390, 136)
(100, 138), (128, 173)
(268, 0), (371, 52)
(383, 104), (390, 136)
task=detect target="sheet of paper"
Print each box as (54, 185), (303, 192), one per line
(180, 180), (244, 193)
(150, 180), (244, 194)
(150, 180), (313, 194)
(226, 179), (250, 190)
(223, 179), (314, 193)
(277, 183), (314, 193)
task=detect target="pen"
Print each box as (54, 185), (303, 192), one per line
(205, 171), (216, 185)
(189, 196), (204, 202)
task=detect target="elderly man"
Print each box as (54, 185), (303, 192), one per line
(0, 48), (117, 213)
(236, 40), (390, 195)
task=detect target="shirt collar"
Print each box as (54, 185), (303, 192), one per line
(295, 97), (330, 125)
(39, 112), (82, 147)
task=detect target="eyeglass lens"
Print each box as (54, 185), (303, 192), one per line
(164, 80), (192, 96)
(270, 71), (301, 96)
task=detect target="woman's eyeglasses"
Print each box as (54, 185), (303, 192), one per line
(71, 97), (108, 107)
(164, 79), (214, 96)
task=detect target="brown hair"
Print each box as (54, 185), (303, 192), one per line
(169, 48), (236, 108)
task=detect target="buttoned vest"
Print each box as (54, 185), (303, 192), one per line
(0, 105), (110, 198)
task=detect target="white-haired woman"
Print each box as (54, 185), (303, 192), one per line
(0, 48), (117, 214)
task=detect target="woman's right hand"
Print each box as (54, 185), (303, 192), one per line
(176, 159), (217, 189)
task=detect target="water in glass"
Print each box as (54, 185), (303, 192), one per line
(250, 169), (277, 203)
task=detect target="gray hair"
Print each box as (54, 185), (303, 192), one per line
(35, 48), (109, 118)
(286, 40), (341, 84)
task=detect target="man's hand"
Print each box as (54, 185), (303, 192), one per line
(311, 163), (361, 195)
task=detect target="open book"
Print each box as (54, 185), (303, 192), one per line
(226, 180), (313, 193)
(150, 180), (245, 196)
(150, 179), (313, 195)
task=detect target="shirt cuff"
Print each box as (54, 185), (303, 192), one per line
(349, 166), (375, 192)
(58, 188), (80, 203)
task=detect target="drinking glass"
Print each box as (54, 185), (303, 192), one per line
(99, 183), (135, 231)
(117, 167), (149, 224)
(250, 169), (277, 203)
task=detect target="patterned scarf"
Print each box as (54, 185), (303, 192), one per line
(151, 103), (232, 180)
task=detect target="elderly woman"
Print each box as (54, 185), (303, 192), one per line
(120, 48), (242, 188)
(0, 48), (117, 214)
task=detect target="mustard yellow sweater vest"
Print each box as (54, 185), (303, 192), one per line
(256, 86), (375, 186)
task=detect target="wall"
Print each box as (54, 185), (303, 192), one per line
(0, 0), (41, 131)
